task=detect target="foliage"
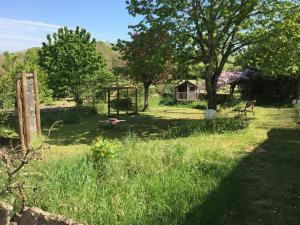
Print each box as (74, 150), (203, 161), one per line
(111, 98), (134, 111)
(217, 72), (244, 88)
(159, 94), (177, 106)
(238, 6), (300, 79)
(90, 138), (118, 163)
(39, 26), (113, 105)
(126, 0), (296, 109)
(21, 48), (53, 105)
(0, 53), (16, 122)
(0, 49), (54, 109)
(89, 138), (119, 178)
(115, 27), (174, 110)
(96, 41), (125, 71)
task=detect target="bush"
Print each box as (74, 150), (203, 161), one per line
(163, 116), (248, 138)
(159, 94), (177, 106)
(94, 101), (107, 114)
(111, 98), (134, 111)
(89, 138), (119, 178)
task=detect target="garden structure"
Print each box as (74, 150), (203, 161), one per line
(229, 69), (300, 102)
(16, 72), (41, 150)
(106, 86), (138, 118)
(175, 80), (199, 102)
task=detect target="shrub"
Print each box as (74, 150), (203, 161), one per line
(111, 98), (134, 111)
(89, 138), (119, 177)
(94, 101), (107, 114)
(159, 94), (177, 106)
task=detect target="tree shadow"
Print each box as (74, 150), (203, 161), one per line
(43, 113), (199, 146)
(183, 127), (300, 225)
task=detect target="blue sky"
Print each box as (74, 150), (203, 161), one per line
(0, 0), (141, 52)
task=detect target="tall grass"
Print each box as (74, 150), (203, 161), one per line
(295, 104), (300, 123)
(163, 116), (248, 139)
(41, 107), (97, 126)
(25, 137), (237, 225)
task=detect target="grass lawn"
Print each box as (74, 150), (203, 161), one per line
(1, 100), (300, 225)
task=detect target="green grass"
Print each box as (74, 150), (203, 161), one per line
(295, 104), (300, 123)
(1, 101), (300, 225)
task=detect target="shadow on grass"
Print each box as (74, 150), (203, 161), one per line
(43, 113), (199, 146)
(183, 127), (300, 225)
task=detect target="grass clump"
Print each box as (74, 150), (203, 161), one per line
(295, 104), (300, 123)
(164, 116), (248, 139)
(41, 107), (96, 126)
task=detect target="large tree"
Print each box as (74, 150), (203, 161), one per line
(39, 26), (111, 105)
(238, 8), (299, 81)
(115, 27), (173, 111)
(126, 0), (297, 109)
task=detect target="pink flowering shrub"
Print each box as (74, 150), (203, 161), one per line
(217, 71), (243, 88)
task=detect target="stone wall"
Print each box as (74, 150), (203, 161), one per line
(0, 203), (84, 225)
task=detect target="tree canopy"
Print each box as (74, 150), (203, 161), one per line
(126, 0), (298, 109)
(115, 27), (173, 110)
(39, 26), (112, 105)
(238, 7), (300, 79)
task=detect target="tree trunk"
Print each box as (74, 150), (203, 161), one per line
(74, 89), (82, 111)
(294, 75), (300, 99)
(230, 84), (236, 97)
(143, 83), (151, 111)
(205, 76), (218, 110)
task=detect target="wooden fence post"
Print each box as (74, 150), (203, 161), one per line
(16, 75), (25, 150)
(33, 71), (41, 135)
(21, 72), (31, 148)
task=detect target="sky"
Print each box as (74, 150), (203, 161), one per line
(0, 0), (141, 52)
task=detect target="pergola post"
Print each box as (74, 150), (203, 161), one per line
(108, 88), (111, 118)
(116, 89), (120, 118)
(135, 88), (138, 114)
(126, 88), (129, 115)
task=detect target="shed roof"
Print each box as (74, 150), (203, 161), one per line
(175, 80), (198, 88)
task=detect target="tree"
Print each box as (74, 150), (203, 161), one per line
(39, 26), (111, 105)
(238, 8), (300, 97)
(126, 0), (297, 109)
(0, 52), (17, 121)
(115, 27), (173, 111)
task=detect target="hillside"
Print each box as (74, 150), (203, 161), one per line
(96, 41), (124, 70)
(0, 41), (123, 72)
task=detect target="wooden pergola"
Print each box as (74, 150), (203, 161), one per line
(106, 86), (138, 118)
